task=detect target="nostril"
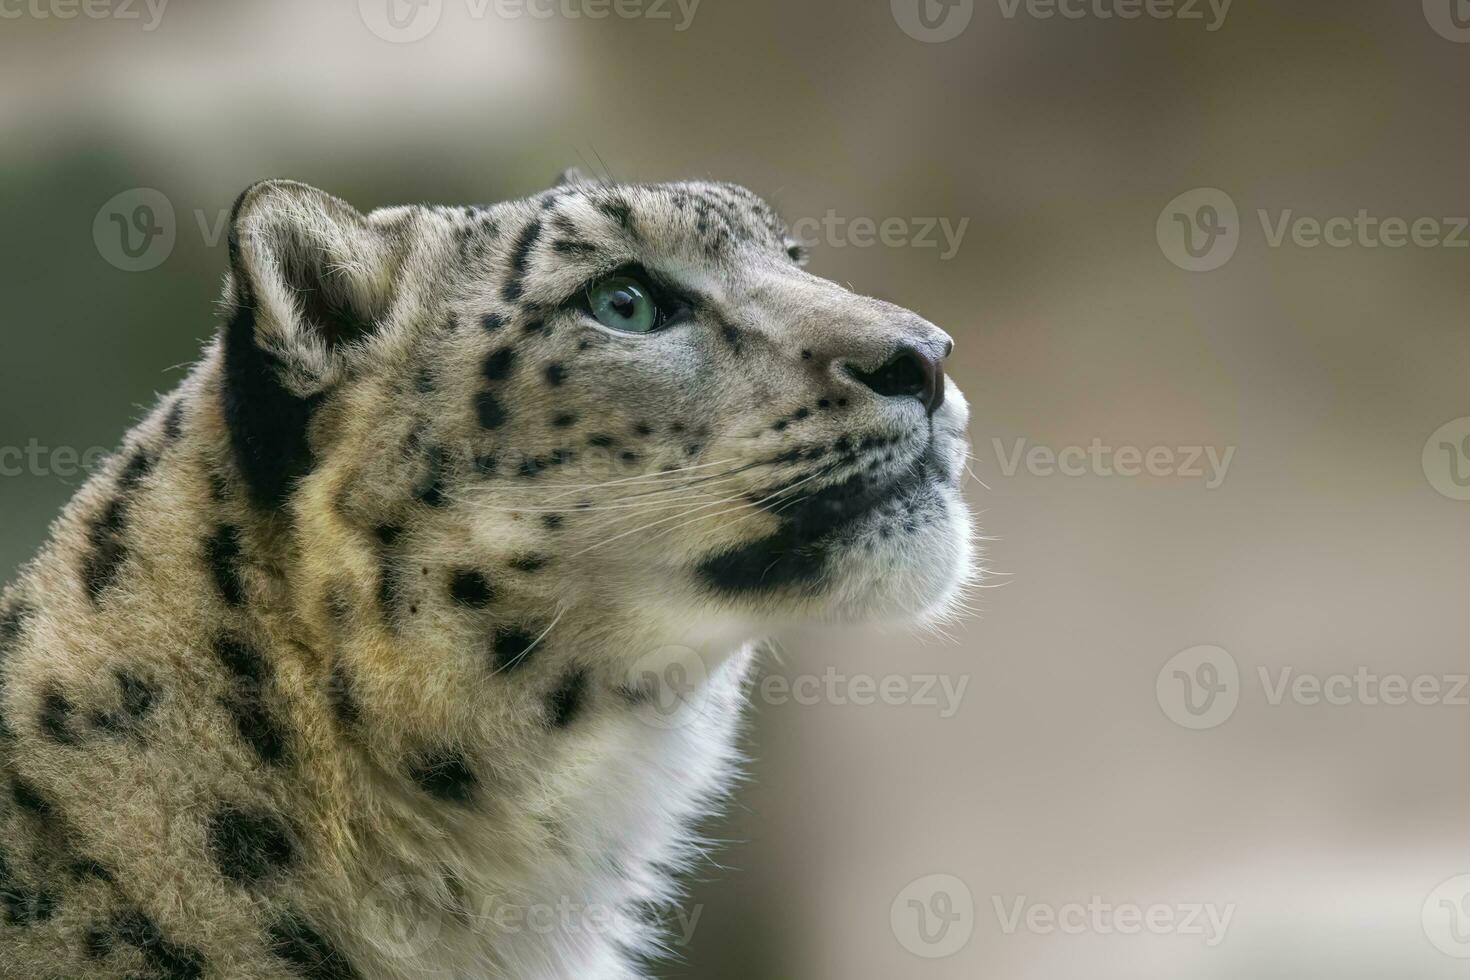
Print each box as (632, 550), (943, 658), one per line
(845, 345), (945, 416)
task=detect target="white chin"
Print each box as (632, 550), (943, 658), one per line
(822, 485), (976, 626)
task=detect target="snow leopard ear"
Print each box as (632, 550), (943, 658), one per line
(226, 179), (400, 362)
(222, 180), (404, 510)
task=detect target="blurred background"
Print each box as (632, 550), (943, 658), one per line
(4, 0), (1470, 976)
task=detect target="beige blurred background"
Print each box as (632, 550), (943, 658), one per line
(4, 0), (1470, 976)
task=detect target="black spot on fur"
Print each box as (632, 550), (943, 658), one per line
(541, 514), (563, 530)
(0, 849), (55, 926)
(481, 312), (505, 332)
(502, 218), (543, 303)
(221, 301), (324, 511)
(414, 447), (448, 507)
(38, 687), (78, 745)
(522, 317), (546, 334)
(206, 523), (246, 606)
(547, 670), (588, 729)
(87, 668), (158, 738)
(509, 554), (549, 573)
(597, 198), (633, 232)
(449, 570), (494, 608)
(268, 912), (361, 980)
(587, 433), (616, 448)
(163, 400), (185, 441)
(477, 391), (508, 430)
(325, 664), (361, 729)
(544, 363), (567, 386)
(408, 749), (478, 805)
(374, 523), (402, 547)
(482, 346), (517, 381)
(552, 239), (598, 257)
(207, 804), (296, 886)
(12, 777), (52, 817)
(82, 497), (130, 602)
(212, 634), (289, 766)
(112, 908), (207, 980)
(552, 413), (577, 428)
(492, 626), (538, 672)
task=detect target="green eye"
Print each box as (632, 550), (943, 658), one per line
(589, 276), (659, 333)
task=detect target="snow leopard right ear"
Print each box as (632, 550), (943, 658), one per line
(222, 180), (404, 510)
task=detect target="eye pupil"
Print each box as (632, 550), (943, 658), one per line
(588, 275), (664, 334)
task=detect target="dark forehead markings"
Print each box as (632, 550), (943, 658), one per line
(544, 363), (567, 386)
(547, 669), (588, 729)
(207, 804), (297, 886)
(213, 633), (290, 766)
(553, 239), (598, 257)
(408, 749), (478, 805)
(597, 198), (634, 232)
(502, 218), (543, 303)
(206, 523), (247, 607)
(268, 911), (362, 980)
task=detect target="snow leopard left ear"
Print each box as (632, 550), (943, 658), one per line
(226, 179), (401, 362)
(222, 179), (404, 510)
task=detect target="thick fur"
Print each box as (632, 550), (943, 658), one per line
(0, 174), (974, 979)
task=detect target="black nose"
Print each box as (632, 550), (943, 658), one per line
(846, 344), (947, 416)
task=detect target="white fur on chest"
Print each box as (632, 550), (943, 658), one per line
(354, 646), (756, 980)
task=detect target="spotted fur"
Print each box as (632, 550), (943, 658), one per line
(0, 172), (975, 978)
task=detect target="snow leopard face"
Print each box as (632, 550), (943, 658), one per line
(226, 174), (974, 644)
